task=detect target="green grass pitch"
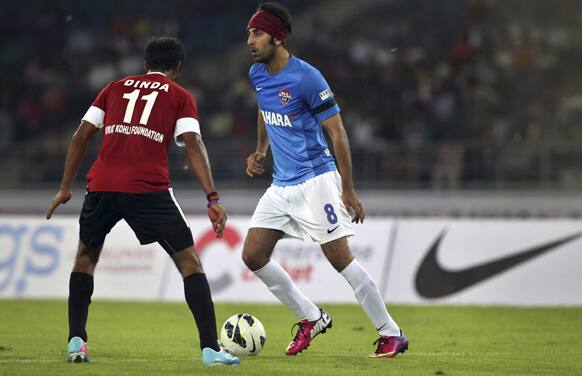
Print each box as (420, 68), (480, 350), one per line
(0, 300), (581, 375)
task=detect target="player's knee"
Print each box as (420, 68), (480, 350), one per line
(242, 249), (267, 271)
(328, 254), (354, 272)
(73, 241), (102, 273)
(72, 259), (98, 274)
(172, 247), (204, 277)
(322, 238), (354, 271)
(241, 250), (256, 269)
(72, 259), (94, 274)
(176, 262), (204, 277)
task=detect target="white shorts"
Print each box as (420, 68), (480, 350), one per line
(249, 170), (354, 244)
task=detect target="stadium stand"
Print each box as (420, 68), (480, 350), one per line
(1, 0), (582, 192)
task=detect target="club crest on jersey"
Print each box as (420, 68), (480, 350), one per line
(279, 89), (292, 105)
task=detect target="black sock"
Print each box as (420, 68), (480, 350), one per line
(68, 272), (94, 342)
(183, 273), (220, 351)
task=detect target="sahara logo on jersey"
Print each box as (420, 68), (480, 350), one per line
(261, 110), (293, 127)
(279, 88), (292, 105)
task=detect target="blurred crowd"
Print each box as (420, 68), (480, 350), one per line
(2, 0), (582, 189)
(294, 0), (582, 188)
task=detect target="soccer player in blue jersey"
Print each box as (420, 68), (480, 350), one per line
(242, 2), (409, 358)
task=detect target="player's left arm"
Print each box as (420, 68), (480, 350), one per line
(46, 120), (99, 219)
(174, 92), (226, 237)
(322, 114), (365, 223)
(181, 131), (226, 238)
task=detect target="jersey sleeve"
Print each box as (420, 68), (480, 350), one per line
(174, 91), (201, 147)
(299, 68), (340, 123)
(81, 81), (114, 128)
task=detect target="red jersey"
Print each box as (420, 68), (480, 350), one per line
(81, 72), (200, 193)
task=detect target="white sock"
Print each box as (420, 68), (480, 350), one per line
(254, 260), (321, 321)
(340, 260), (401, 337)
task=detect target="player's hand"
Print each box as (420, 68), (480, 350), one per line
(246, 152), (266, 177)
(342, 188), (365, 224)
(208, 203), (227, 238)
(46, 188), (72, 219)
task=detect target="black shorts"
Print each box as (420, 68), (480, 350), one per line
(79, 189), (193, 255)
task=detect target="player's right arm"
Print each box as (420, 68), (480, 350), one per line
(47, 81), (113, 219)
(246, 108), (269, 177)
(46, 120), (99, 219)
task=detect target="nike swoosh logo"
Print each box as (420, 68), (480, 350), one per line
(250, 335), (256, 353)
(415, 230), (582, 298)
(327, 225), (339, 234)
(256, 87), (263, 92)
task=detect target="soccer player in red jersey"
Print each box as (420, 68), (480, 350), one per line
(46, 37), (239, 366)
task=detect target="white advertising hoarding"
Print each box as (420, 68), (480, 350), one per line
(161, 218), (393, 303)
(0, 217), (168, 300)
(385, 219), (582, 305)
(1, 216), (582, 305)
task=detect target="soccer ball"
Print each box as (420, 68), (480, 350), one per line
(220, 313), (266, 356)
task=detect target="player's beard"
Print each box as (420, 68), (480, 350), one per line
(255, 37), (277, 63)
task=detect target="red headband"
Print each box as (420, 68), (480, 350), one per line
(247, 10), (289, 42)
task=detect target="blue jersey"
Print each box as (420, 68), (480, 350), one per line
(249, 55), (340, 186)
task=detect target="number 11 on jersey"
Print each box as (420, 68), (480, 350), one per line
(122, 89), (159, 125)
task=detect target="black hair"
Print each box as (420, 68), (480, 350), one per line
(144, 36), (185, 71)
(258, 2), (292, 34)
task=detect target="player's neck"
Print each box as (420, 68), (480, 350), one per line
(267, 49), (290, 74)
(146, 69), (177, 80)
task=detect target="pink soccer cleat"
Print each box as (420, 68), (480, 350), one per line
(285, 309), (332, 356)
(369, 331), (409, 358)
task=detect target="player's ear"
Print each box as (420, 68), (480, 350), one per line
(143, 62), (148, 73)
(175, 60), (183, 77)
(274, 38), (283, 46)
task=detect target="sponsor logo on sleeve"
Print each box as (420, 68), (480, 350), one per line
(319, 89), (331, 101)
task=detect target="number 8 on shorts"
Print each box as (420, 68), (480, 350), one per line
(324, 203), (337, 224)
